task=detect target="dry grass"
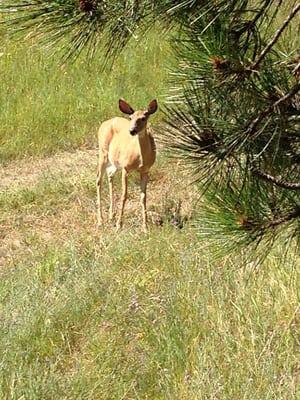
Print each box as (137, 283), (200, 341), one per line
(0, 149), (198, 269)
(0, 149), (97, 191)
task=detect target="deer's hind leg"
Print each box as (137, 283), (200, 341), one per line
(140, 172), (149, 232)
(106, 164), (118, 223)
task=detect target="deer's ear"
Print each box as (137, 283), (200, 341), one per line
(119, 99), (135, 115)
(146, 99), (158, 115)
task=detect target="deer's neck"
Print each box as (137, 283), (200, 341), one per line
(136, 127), (155, 169)
(137, 127), (150, 152)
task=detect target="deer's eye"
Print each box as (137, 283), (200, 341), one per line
(141, 116), (146, 121)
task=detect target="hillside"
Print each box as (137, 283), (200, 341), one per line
(0, 27), (300, 400)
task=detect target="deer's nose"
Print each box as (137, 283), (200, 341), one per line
(129, 128), (138, 136)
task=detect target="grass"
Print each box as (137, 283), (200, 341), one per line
(0, 154), (300, 399)
(0, 155), (195, 259)
(1, 225), (300, 399)
(0, 30), (168, 163)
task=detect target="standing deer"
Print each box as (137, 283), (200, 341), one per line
(96, 99), (158, 232)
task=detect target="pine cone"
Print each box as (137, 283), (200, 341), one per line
(211, 57), (231, 72)
(79, 0), (97, 13)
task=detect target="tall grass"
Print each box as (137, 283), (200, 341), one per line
(1, 229), (300, 399)
(0, 32), (168, 162)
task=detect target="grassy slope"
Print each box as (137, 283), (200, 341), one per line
(0, 32), (167, 162)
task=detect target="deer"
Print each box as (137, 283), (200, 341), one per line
(96, 99), (158, 232)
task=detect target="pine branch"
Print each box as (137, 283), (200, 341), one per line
(251, 3), (300, 70)
(267, 207), (300, 228)
(240, 207), (300, 238)
(246, 82), (300, 137)
(251, 168), (300, 190)
(293, 61), (300, 78)
(250, 0), (277, 28)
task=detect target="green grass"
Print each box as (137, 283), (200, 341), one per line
(1, 228), (300, 399)
(0, 31), (168, 163)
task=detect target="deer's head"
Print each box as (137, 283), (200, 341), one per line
(119, 99), (158, 136)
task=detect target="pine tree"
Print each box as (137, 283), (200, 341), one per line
(1, 1), (299, 259)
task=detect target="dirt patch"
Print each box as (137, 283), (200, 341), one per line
(0, 149), (98, 191)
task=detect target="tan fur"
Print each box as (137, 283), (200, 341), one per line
(96, 100), (158, 231)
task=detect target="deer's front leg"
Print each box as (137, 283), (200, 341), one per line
(140, 172), (149, 232)
(116, 168), (128, 231)
(96, 162), (105, 227)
